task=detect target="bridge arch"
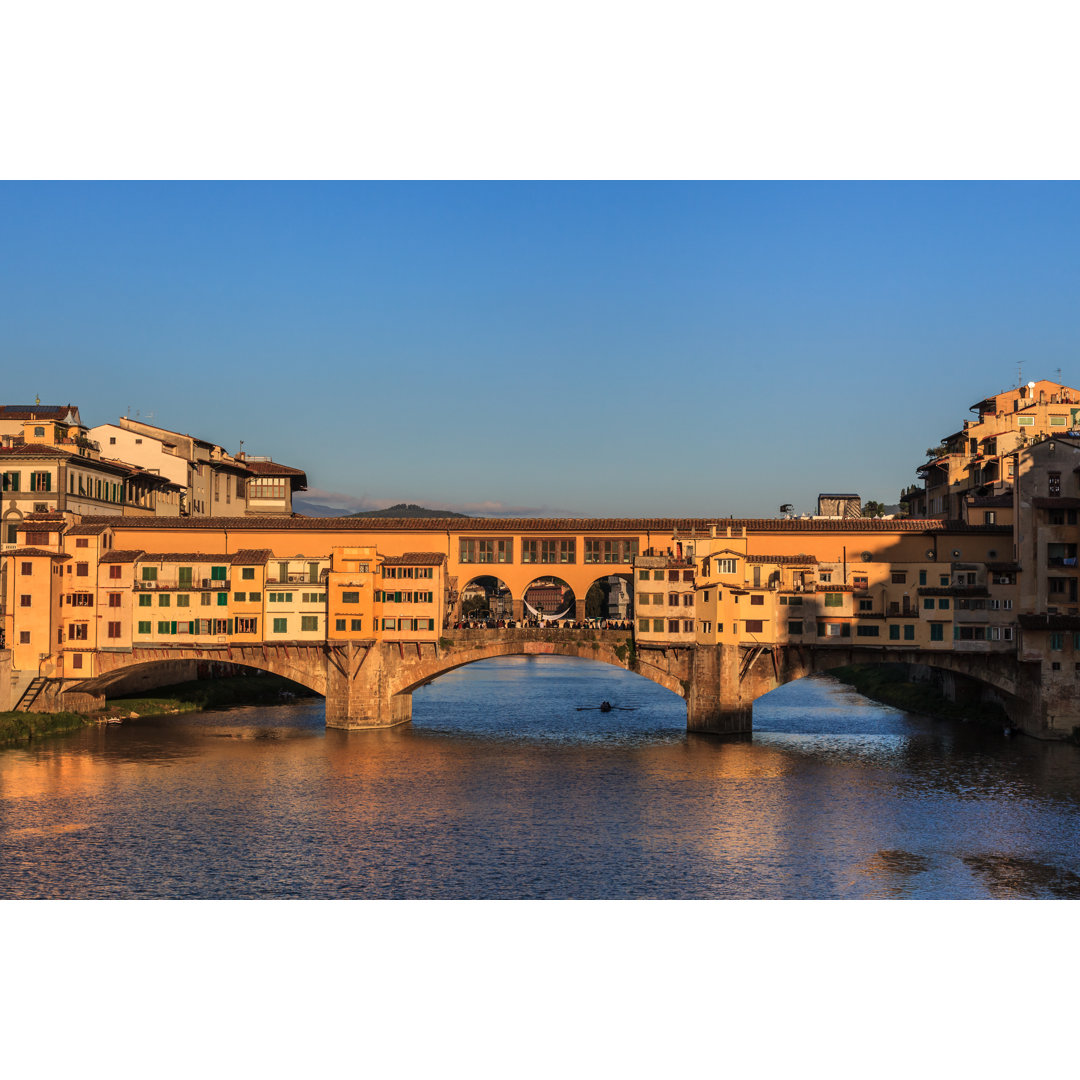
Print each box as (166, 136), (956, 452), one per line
(386, 632), (689, 703)
(63, 645), (330, 703)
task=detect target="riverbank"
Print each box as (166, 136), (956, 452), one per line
(0, 711), (94, 747)
(827, 664), (1010, 728)
(1, 674), (313, 747)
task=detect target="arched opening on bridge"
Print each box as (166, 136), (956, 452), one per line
(64, 656), (323, 711)
(459, 575), (513, 621)
(409, 654), (687, 739)
(523, 576), (577, 621)
(584, 574), (633, 622)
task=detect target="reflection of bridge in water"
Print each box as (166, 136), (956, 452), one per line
(66, 627), (1035, 736)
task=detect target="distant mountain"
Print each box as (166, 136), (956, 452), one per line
(349, 503), (470, 519)
(293, 498), (357, 518)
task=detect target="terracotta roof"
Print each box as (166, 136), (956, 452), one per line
(65, 523), (108, 535)
(381, 552), (447, 566)
(0, 405), (76, 421)
(18, 520), (65, 532)
(68, 514), (1011, 535)
(232, 548), (272, 565)
(3, 547), (70, 559)
(243, 460), (308, 486)
(24, 511), (66, 520)
(0, 444), (72, 459)
(816, 584), (855, 592)
(746, 553), (819, 564)
(137, 553), (236, 563)
(100, 550), (145, 563)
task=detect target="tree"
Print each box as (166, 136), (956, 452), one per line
(863, 500), (886, 518)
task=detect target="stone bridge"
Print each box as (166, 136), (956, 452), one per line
(52, 629), (1044, 736)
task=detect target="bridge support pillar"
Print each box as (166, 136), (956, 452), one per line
(325, 645), (412, 730)
(686, 644), (752, 735)
(513, 599), (524, 622)
(575, 599), (586, 622)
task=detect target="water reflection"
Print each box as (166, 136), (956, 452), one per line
(1, 660), (1079, 899)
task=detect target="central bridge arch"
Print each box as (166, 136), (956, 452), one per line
(385, 630), (689, 706)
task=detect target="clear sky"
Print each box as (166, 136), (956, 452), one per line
(2, 181), (1078, 517)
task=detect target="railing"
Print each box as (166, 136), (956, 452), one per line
(133, 579), (230, 590)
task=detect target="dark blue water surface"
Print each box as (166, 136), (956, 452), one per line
(2, 657), (1079, 898)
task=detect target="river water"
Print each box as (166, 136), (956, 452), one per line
(2, 656), (1079, 899)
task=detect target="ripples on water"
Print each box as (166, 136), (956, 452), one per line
(1, 656), (1079, 899)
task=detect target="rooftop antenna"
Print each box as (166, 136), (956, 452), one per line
(1017, 360), (1024, 387)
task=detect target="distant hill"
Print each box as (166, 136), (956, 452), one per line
(349, 503), (470, 519)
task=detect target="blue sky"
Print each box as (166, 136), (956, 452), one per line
(2, 181), (1078, 517)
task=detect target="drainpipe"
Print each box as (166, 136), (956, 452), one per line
(842, 546), (847, 585)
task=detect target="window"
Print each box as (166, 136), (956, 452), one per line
(217, 592), (228, 606)
(142, 566), (158, 581)
(1018, 415), (1035, 426)
(109, 565), (122, 579)
(351, 619), (363, 632)
(1049, 472), (1061, 497)
(157, 621), (172, 634)
(639, 618), (650, 632)
(382, 619), (397, 630)
(718, 558), (737, 574)
(939, 575), (949, 586)
(19, 594), (31, 607)
(985, 511), (996, 524)
(234, 592), (246, 602)
(19, 631), (30, 644)
(342, 591), (359, 604)
(653, 619), (664, 632)
(919, 570), (927, 585)
(1051, 633), (1064, 652)
(158, 594), (170, 607)
(139, 595), (151, 607)
(107, 622), (121, 639)
(856, 625), (880, 637)
(2, 471), (19, 491)
(20, 561), (32, 576)
(788, 621), (802, 635)
(108, 593), (121, 607)
(1051, 415), (1067, 427)
(938, 598), (950, 610)
(823, 593), (843, 607)
(211, 566), (227, 581)
(74, 538), (88, 548)
(891, 572), (906, 584)
(301, 616), (318, 632)
(177, 594), (190, 607)
(666, 619), (680, 633)
(889, 624), (900, 640)
(248, 592), (261, 602)
(853, 575), (868, 589)
(638, 570), (650, 581)
(930, 623), (944, 641)
(335, 619), (346, 632)
(76, 562), (88, 577)
(668, 592), (679, 607)
(858, 599), (873, 611)
(744, 620), (763, 633)
(67, 624), (88, 641)
(683, 593), (693, 607)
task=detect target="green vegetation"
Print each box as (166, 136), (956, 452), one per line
(438, 637), (455, 651)
(106, 674), (313, 716)
(0, 711), (93, 748)
(828, 664), (1009, 727)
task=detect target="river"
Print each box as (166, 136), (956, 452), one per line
(2, 656), (1079, 899)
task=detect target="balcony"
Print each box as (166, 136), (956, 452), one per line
(133, 579), (230, 591)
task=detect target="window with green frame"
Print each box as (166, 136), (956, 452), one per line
(904, 625), (915, 640)
(301, 616), (318, 632)
(217, 592), (228, 606)
(159, 594), (170, 607)
(273, 618), (287, 633)
(241, 567), (255, 580)
(137, 621), (150, 634)
(211, 566), (227, 580)
(1051, 632), (1064, 651)
(823, 593), (843, 607)
(178, 567), (193, 586)
(141, 566), (157, 581)
(889, 624), (900, 640)
(930, 623), (944, 641)
(138, 595), (151, 607)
